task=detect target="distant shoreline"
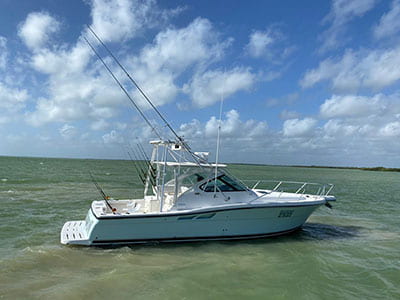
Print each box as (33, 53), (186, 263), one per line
(229, 163), (400, 172)
(290, 165), (400, 172)
(1, 155), (399, 172)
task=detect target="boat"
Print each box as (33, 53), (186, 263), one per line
(60, 139), (336, 246)
(60, 27), (336, 246)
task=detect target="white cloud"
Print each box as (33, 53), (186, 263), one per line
(31, 39), (91, 74)
(184, 68), (256, 108)
(89, 0), (185, 43)
(328, 0), (376, 25)
(179, 119), (203, 140)
(0, 36), (7, 69)
(90, 0), (152, 42)
(102, 130), (124, 144)
(7, 1), (400, 167)
(245, 27), (294, 64)
(319, 0), (376, 52)
(22, 2), (177, 127)
(59, 124), (77, 139)
(18, 12), (60, 50)
(137, 18), (227, 73)
(177, 110), (269, 160)
(123, 17), (232, 108)
(17, 10), (120, 128)
(188, 109), (399, 165)
(374, 0), (400, 39)
(25, 37), (125, 126)
(323, 119), (358, 136)
(318, 92), (400, 148)
(320, 94), (386, 118)
(91, 119), (109, 131)
(246, 30), (275, 58)
(115, 122), (127, 130)
(379, 121), (400, 137)
(23, 1), (198, 127)
(283, 118), (317, 137)
(179, 110), (268, 141)
(25, 12), (235, 126)
(301, 47), (400, 91)
(205, 110), (246, 138)
(0, 82), (28, 112)
(280, 110), (300, 120)
(175, 109), (399, 166)
(131, 70), (179, 109)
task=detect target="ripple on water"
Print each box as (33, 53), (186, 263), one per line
(1, 159), (400, 299)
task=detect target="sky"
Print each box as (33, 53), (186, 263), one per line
(1, 0), (400, 167)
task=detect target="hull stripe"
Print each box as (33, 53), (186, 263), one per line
(91, 226), (302, 245)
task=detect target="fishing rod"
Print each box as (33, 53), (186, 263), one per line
(137, 142), (150, 161)
(86, 26), (207, 168)
(137, 142), (156, 174)
(87, 25), (181, 141)
(126, 150), (145, 185)
(83, 36), (163, 140)
(129, 144), (156, 187)
(128, 143), (151, 177)
(89, 172), (116, 213)
(135, 144), (156, 185)
(137, 147), (157, 186)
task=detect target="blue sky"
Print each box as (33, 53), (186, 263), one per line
(1, 0), (400, 167)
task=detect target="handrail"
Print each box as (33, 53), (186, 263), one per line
(273, 181), (283, 191)
(295, 183), (307, 194)
(252, 180), (261, 189)
(241, 179), (334, 196)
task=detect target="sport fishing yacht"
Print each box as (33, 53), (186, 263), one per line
(60, 27), (336, 246)
(60, 140), (335, 246)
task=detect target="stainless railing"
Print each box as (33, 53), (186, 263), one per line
(242, 180), (334, 196)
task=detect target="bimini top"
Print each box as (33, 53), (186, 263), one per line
(152, 161), (227, 168)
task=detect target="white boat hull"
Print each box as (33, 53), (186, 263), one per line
(61, 203), (322, 246)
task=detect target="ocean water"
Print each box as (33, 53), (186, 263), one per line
(0, 156), (399, 299)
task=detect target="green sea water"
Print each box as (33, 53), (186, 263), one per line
(0, 156), (399, 299)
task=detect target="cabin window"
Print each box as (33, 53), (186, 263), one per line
(180, 173), (206, 186)
(200, 175), (246, 192)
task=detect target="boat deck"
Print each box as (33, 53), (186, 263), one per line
(90, 189), (332, 218)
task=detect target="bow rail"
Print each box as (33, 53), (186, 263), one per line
(242, 180), (334, 196)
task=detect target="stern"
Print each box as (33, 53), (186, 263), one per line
(60, 220), (90, 245)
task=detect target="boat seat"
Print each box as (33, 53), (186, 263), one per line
(124, 202), (141, 214)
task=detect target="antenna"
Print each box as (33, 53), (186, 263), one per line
(213, 88), (224, 196)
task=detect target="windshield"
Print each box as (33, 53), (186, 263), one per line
(163, 167), (212, 194)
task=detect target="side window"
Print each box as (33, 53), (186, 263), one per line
(200, 175), (246, 192)
(221, 175), (247, 191)
(201, 178), (234, 192)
